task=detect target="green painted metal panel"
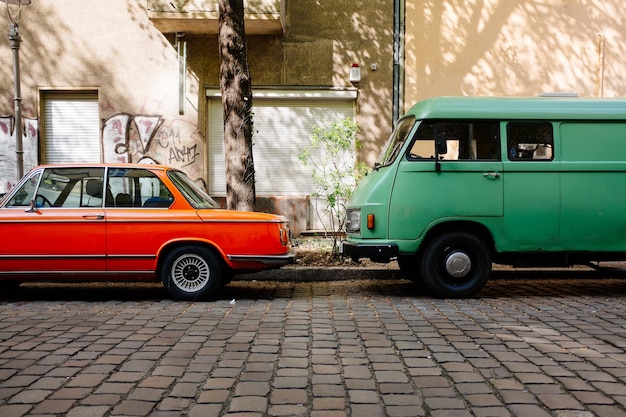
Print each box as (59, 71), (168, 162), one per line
(389, 159), (503, 240)
(406, 97), (626, 121)
(346, 96), (626, 261)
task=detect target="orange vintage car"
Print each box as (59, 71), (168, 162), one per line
(0, 164), (294, 300)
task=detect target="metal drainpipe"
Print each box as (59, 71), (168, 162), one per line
(9, 21), (23, 180)
(392, 0), (405, 128)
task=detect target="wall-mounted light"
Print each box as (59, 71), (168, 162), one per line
(349, 63), (361, 83)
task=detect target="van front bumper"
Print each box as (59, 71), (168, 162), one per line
(340, 241), (399, 263)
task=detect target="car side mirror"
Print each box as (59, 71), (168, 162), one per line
(25, 199), (38, 213)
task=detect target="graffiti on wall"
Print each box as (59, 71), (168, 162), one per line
(102, 113), (204, 183)
(0, 112), (205, 194)
(0, 117), (39, 194)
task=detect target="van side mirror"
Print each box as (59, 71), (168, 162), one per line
(435, 132), (447, 172)
(435, 132), (448, 155)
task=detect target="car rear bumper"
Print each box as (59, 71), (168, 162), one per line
(228, 251), (296, 267)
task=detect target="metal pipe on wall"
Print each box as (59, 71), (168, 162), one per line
(9, 21), (23, 180)
(177, 32), (187, 115)
(6, 0), (30, 181)
(392, 0), (405, 128)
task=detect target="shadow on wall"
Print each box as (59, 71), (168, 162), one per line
(405, 0), (626, 99)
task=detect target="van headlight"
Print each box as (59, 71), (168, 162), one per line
(345, 209), (361, 233)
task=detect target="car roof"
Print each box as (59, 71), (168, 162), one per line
(32, 163), (173, 172)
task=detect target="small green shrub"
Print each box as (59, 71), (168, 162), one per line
(298, 118), (368, 254)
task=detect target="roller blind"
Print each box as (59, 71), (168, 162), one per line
(42, 92), (100, 163)
(208, 91), (356, 196)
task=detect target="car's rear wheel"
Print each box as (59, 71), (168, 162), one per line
(420, 231), (491, 298)
(161, 246), (222, 300)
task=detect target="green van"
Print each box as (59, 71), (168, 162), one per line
(341, 96), (626, 298)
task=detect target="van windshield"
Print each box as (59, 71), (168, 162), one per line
(375, 116), (416, 167)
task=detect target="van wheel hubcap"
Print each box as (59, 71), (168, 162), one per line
(445, 251), (472, 278)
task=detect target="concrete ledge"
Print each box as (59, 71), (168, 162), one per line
(234, 262), (626, 283)
(235, 266), (403, 282)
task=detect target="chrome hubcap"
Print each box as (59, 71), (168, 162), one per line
(172, 254), (210, 292)
(445, 251), (472, 278)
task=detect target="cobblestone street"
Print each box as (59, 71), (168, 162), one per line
(1, 272), (626, 417)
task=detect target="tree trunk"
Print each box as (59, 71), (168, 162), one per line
(218, 0), (256, 211)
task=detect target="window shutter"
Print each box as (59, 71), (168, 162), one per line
(42, 92), (100, 163)
(208, 90), (356, 197)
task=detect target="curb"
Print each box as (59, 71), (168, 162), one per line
(234, 263), (626, 283)
(235, 266), (403, 282)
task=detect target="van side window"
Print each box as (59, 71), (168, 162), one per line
(507, 122), (553, 160)
(407, 121), (500, 160)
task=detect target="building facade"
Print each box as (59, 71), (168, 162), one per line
(1, 1), (625, 234)
(0, 0), (394, 234)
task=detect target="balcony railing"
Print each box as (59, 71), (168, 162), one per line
(147, 0), (284, 35)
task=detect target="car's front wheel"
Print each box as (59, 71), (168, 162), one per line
(161, 246), (222, 300)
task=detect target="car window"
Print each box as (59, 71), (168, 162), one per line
(408, 121), (501, 161)
(107, 168), (174, 208)
(6, 171), (42, 207)
(168, 170), (219, 209)
(53, 168), (107, 208)
(507, 122), (554, 161)
(50, 168), (107, 208)
(6, 168), (107, 208)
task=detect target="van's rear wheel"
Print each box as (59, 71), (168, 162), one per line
(420, 232), (491, 298)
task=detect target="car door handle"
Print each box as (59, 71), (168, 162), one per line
(482, 172), (500, 179)
(83, 215), (105, 220)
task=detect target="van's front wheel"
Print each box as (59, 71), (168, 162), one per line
(420, 232), (491, 298)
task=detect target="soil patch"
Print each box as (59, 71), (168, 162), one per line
(291, 237), (386, 268)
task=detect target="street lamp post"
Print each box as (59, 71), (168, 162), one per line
(6, 0), (30, 181)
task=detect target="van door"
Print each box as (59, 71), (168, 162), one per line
(559, 122), (626, 251)
(501, 122), (560, 251)
(389, 120), (503, 241)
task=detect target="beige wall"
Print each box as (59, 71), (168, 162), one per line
(0, 1), (205, 184)
(3, 1), (625, 185)
(187, 0), (395, 166)
(0, 0), (394, 188)
(283, 0), (394, 166)
(2, 0), (623, 231)
(405, 0), (626, 108)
